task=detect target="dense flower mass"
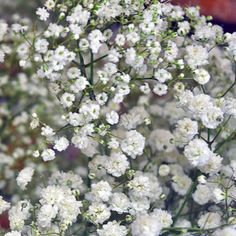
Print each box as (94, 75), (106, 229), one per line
(0, 0), (236, 235)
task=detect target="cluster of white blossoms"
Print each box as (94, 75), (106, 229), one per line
(0, 0), (236, 235)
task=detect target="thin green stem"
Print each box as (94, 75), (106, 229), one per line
(85, 54), (108, 67)
(172, 178), (198, 225)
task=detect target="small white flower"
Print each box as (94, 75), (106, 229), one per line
(106, 111), (119, 125)
(193, 68), (210, 85)
(35, 38), (49, 54)
(153, 83), (168, 96)
(16, 167), (35, 190)
(184, 139), (211, 167)
(91, 180), (112, 202)
(131, 214), (162, 236)
(41, 126), (55, 138)
(36, 7), (50, 21)
(54, 137), (69, 152)
(110, 192), (130, 214)
(0, 196), (10, 215)
(67, 67), (81, 79)
(70, 76), (89, 92)
(97, 221), (128, 236)
(0, 50), (5, 63)
(87, 202), (111, 224)
(198, 212), (221, 229)
(154, 69), (172, 83)
(41, 149), (56, 161)
(159, 164), (170, 177)
(185, 45), (209, 68)
(151, 209), (173, 228)
(213, 188), (225, 203)
(121, 130), (145, 158)
(4, 231), (21, 236)
(45, 0), (55, 10)
(105, 152), (129, 177)
(60, 92), (75, 108)
(193, 184), (211, 205)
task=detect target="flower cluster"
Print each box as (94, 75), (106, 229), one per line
(0, 0), (236, 235)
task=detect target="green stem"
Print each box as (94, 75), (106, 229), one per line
(172, 178), (198, 225)
(214, 132), (236, 152)
(85, 54), (108, 67)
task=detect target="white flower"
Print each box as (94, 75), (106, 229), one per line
(174, 118), (198, 145)
(59, 194), (82, 224)
(149, 129), (175, 153)
(105, 152), (129, 177)
(30, 113), (39, 129)
(115, 34), (126, 46)
(130, 197), (150, 215)
(67, 67), (81, 79)
(0, 50), (5, 63)
(60, 92), (75, 108)
(88, 29), (106, 54)
(89, 155), (107, 178)
(49, 171), (83, 190)
(8, 200), (31, 231)
(108, 137), (119, 149)
(172, 174), (192, 196)
(188, 94), (212, 117)
(153, 83), (168, 96)
(4, 232), (21, 236)
(121, 130), (145, 158)
(184, 139), (211, 167)
(151, 209), (173, 228)
(71, 134), (89, 149)
(178, 21), (190, 35)
(68, 112), (84, 126)
(70, 76), (89, 93)
(212, 188), (225, 203)
(35, 38), (49, 54)
(41, 149), (55, 162)
(128, 172), (162, 200)
(223, 98), (236, 118)
(45, 0), (55, 10)
(36, 7), (49, 21)
(193, 68), (210, 85)
(199, 153), (222, 174)
(39, 186), (82, 226)
(140, 83), (151, 94)
(106, 111), (119, 125)
(200, 106), (224, 129)
(54, 137), (69, 152)
(16, 167), (34, 190)
(0, 196), (10, 215)
(41, 126), (55, 138)
(154, 69), (172, 83)
(87, 202), (111, 224)
(197, 175), (207, 184)
(96, 93), (108, 105)
(159, 165), (170, 177)
(165, 41), (178, 62)
(213, 227), (236, 236)
(37, 204), (58, 228)
(0, 21), (8, 40)
(198, 212), (221, 229)
(192, 184), (212, 205)
(80, 101), (100, 120)
(91, 180), (112, 202)
(131, 214), (162, 236)
(185, 45), (208, 68)
(97, 221), (128, 236)
(110, 193), (130, 214)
